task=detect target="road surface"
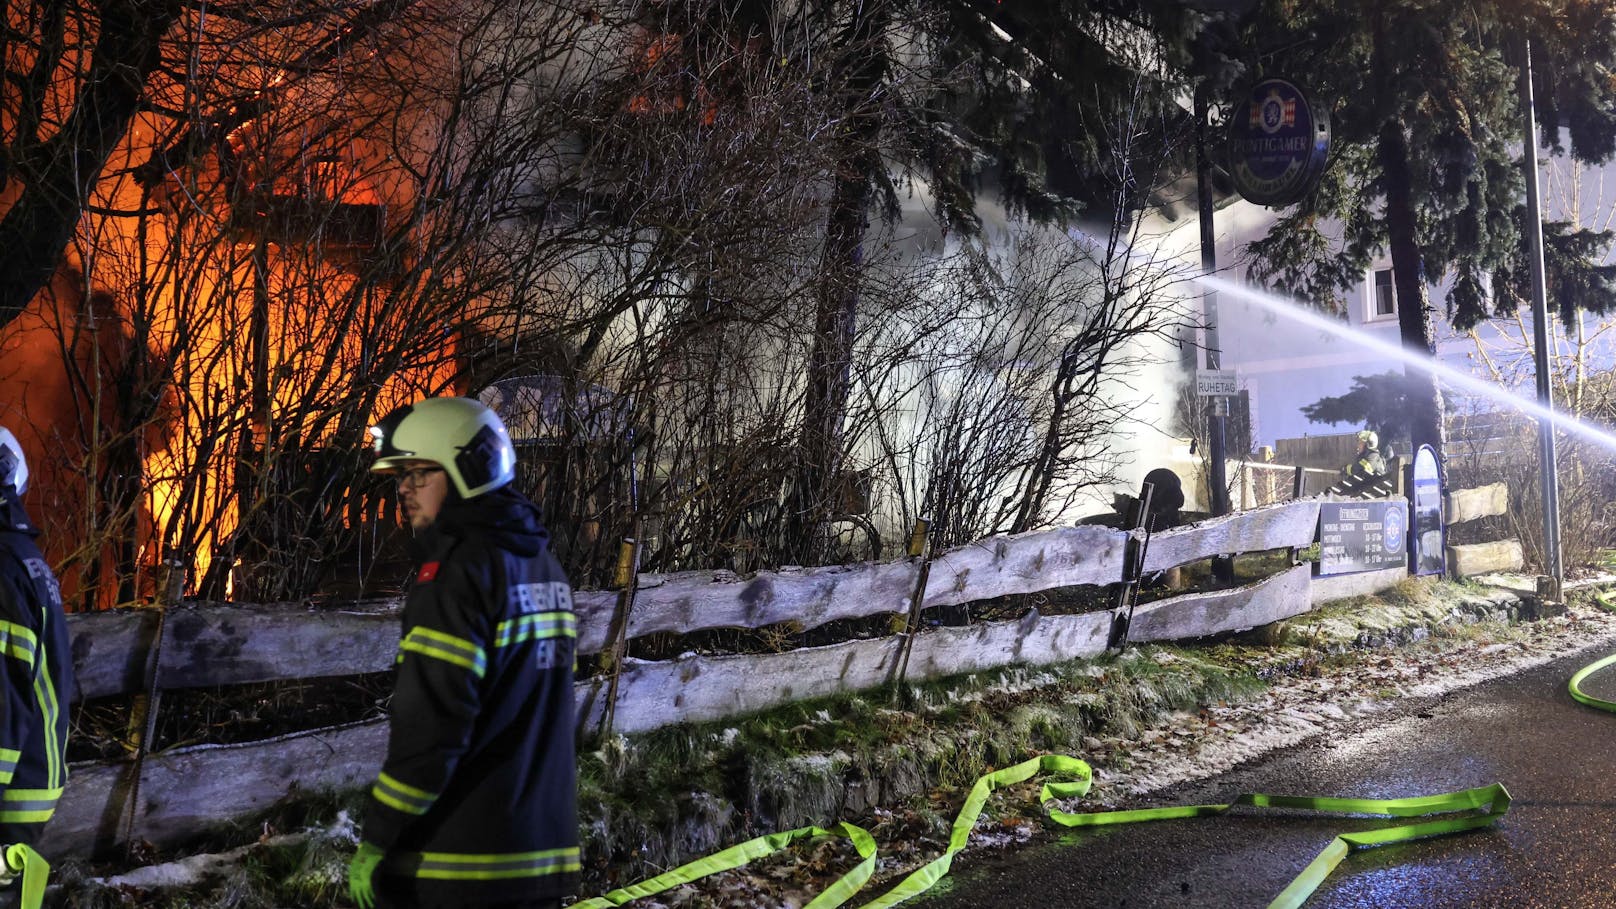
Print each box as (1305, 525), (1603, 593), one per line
(917, 642), (1616, 908)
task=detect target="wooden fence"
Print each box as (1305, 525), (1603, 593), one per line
(1442, 482), (1522, 576)
(1232, 461), (1342, 509)
(42, 488), (1520, 857)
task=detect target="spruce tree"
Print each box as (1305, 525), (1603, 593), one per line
(1236, 0), (1616, 457)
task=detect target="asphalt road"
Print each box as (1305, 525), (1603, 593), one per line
(916, 643), (1616, 909)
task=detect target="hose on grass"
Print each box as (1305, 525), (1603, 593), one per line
(574, 753), (1510, 908)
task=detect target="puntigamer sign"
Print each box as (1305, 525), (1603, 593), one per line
(1228, 77), (1330, 206)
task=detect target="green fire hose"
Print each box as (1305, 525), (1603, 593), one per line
(5, 843), (46, 909)
(573, 821), (877, 909)
(1568, 650), (1616, 712)
(573, 753), (1511, 908)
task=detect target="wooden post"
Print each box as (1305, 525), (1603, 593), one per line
(1110, 483), (1155, 649)
(1288, 466), (1308, 565)
(889, 519), (932, 694)
(599, 537), (640, 738)
(122, 558), (181, 852)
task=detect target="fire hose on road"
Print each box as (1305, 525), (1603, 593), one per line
(574, 753), (1512, 909)
(1568, 649), (1616, 713)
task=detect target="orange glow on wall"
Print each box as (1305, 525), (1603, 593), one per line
(0, 3), (497, 606)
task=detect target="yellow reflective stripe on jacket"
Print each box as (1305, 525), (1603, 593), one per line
(493, 612), (576, 648)
(0, 622), (37, 669)
(33, 647), (61, 789)
(0, 747), (19, 785)
(372, 771), (438, 816)
(402, 846), (581, 880)
(0, 787), (61, 824)
(399, 627), (486, 678)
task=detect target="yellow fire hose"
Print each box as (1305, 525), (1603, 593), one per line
(6, 843), (46, 909)
(1569, 650), (1616, 713)
(575, 753), (1511, 908)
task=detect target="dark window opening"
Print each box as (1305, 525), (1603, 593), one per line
(1373, 268), (1396, 318)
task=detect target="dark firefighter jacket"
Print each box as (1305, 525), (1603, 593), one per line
(1344, 449), (1388, 481)
(0, 497), (70, 847)
(362, 487), (579, 906)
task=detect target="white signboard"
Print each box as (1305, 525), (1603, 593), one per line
(1195, 369), (1238, 397)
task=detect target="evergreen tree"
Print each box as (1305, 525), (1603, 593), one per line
(1235, 0), (1616, 458)
(1300, 371), (1410, 444)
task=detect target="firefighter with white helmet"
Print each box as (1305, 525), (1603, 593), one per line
(349, 398), (578, 909)
(1344, 428), (1388, 482)
(1326, 427), (1392, 498)
(0, 427), (69, 907)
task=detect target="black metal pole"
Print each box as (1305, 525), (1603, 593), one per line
(1517, 40), (1564, 600)
(1196, 83), (1235, 584)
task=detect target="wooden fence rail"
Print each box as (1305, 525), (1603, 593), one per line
(44, 568), (1314, 857)
(65, 505), (1321, 701)
(1441, 482), (1523, 577)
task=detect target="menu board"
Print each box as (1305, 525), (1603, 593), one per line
(1316, 499), (1408, 577)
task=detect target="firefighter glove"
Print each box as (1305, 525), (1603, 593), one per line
(348, 842), (384, 909)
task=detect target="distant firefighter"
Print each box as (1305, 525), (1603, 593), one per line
(1329, 429), (1393, 499)
(1344, 429), (1387, 481)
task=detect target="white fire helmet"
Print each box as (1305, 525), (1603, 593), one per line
(0, 427), (27, 499)
(1357, 429), (1379, 450)
(368, 397), (516, 499)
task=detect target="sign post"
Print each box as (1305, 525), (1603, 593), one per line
(1195, 83), (1233, 586)
(1516, 41), (1563, 601)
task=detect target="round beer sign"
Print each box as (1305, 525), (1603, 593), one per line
(1227, 78), (1330, 206)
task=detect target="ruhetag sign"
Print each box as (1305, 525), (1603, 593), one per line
(1195, 369), (1237, 397)
(1228, 78), (1331, 207)
(1411, 444), (1445, 576)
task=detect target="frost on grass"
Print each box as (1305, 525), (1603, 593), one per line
(56, 811), (359, 907)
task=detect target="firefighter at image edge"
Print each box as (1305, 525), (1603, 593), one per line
(349, 397), (579, 909)
(0, 427), (71, 907)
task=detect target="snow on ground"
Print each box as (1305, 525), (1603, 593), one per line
(1082, 596), (1616, 804)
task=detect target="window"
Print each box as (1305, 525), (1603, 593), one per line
(1371, 268), (1396, 320)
